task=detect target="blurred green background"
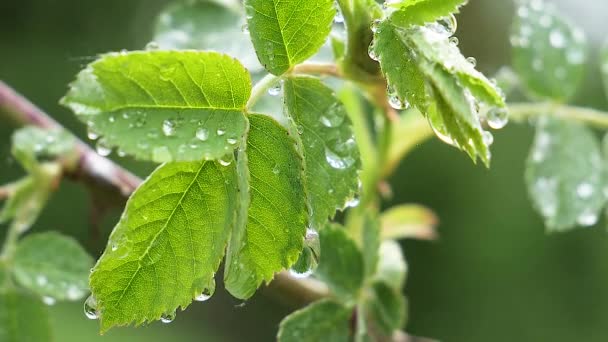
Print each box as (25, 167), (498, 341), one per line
(2, 0), (608, 341)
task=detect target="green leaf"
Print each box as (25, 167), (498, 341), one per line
(90, 160), (238, 331)
(380, 204), (438, 240)
(601, 42), (608, 100)
(525, 117), (606, 231)
(224, 114), (307, 299)
(278, 300), (351, 342)
(11, 127), (77, 172)
(511, 0), (588, 101)
(376, 241), (407, 291)
(0, 289), (52, 342)
(388, 0), (466, 28)
(13, 232), (93, 302)
(316, 224), (364, 300)
(61, 51), (251, 163)
(366, 281), (407, 335)
(153, 0), (262, 72)
(283, 76), (361, 229)
(244, 0), (336, 75)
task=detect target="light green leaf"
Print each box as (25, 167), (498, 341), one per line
(13, 232), (93, 302)
(376, 241), (407, 291)
(380, 204), (438, 240)
(153, 0), (262, 72)
(278, 300), (351, 342)
(0, 289), (52, 342)
(61, 51), (250, 162)
(244, 0), (336, 75)
(511, 0), (587, 101)
(362, 214), (380, 278)
(11, 127), (77, 172)
(388, 0), (466, 28)
(366, 281), (407, 335)
(526, 117), (605, 231)
(316, 224), (364, 300)
(283, 76), (361, 229)
(90, 160), (238, 331)
(224, 114), (307, 299)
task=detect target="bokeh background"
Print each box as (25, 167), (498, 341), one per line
(2, 0), (608, 341)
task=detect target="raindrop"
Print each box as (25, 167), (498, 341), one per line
(437, 14), (457, 37)
(466, 57), (477, 67)
(368, 42), (379, 61)
(345, 196), (360, 208)
(482, 131), (494, 146)
(42, 296), (56, 306)
(268, 83), (282, 96)
(325, 147), (353, 169)
(162, 119), (176, 136)
(96, 139), (112, 157)
(449, 37), (459, 46)
(388, 94), (406, 110)
(241, 24), (249, 35)
(216, 128), (226, 136)
(334, 6), (344, 23)
(370, 19), (381, 33)
(87, 127), (99, 140)
(84, 295), (99, 320)
(195, 280), (216, 302)
(289, 268), (312, 279)
(160, 311), (176, 324)
(549, 29), (566, 49)
(145, 41), (159, 50)
(319, 103), (346, 127)
(487, 108), (509, 130)
(577, 209), (598, 227)
(219, 155), (232, 166)
(227, 137), (238, 145)
(576, 182), (594, 199)
(196, 128), (209, 141)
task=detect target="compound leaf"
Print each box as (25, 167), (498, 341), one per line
(90, 160), (238, 332)
(388, 0), (467, 28)
(154, 0), (262, 72)
(511, 0), (587, 101)
(316, 224), (364, 300)
(278, 300), (351, 342)
(244, 0), (335, 75)
(284, 76), (361, 229)
(13, 232), (93, 302)
(61, 51), (250, 163)
(0, 289), (52, 342)
(526, 117), (605, 231)
(224, 114), (307, 299)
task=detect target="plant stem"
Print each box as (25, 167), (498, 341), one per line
(508, 102), (608, 128)
(293, 63), (341, 77)
(246, 73), (281, 111)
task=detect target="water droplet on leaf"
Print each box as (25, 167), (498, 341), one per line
(196, 128), (209, 141)
(161, 311), (176, 324)
(487, 108), (509, 129)
(84, 295), (99, 320)
(162, 119), (176, 136)
(96, 139), (112, 157)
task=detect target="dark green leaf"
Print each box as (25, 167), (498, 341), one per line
(511, 0), (587, 101)
(283, 76), (361, 229)
(388, 0), (466, 28)
(61, 51), (250, 162)
(0, 289), (52, 342)
(278, 300), (351, 342)
(526, 117), (605, 231)
(366, 281), (407, 335)
(153, 0), (262, 72)
(316, 224), (364, 300)
(90, 160), (238, 331)
(13, 232), (93, 301)
(244, 0), (335, 75)
(224, 114), (307, 299)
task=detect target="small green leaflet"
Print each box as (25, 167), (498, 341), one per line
(11, 127), (77, 172)
(380, 204), (438, 241)
(315, 224), (364, 300)
(153, 0), (262, 72)
(511, 0), (587, 101)
(365, 281), (407, 336)
(224, 114), (307, 299)
(526, 117), (606, 231)
(13, 232), (93, 302)
(283, 76), (361, 229)
(244, 0), (335, 75)
(61, 51), (250, 163)
(90, 160), (238, 332)
(387, 0), (466, 28)
(0, 289), (52, 342)
(277, 300), (351, 342)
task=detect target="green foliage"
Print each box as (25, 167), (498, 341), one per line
(365, 281), (407, 335)
(387, 0), (467, 27)
(0, 289), (52, 342)
(525, 117), (606, 232)
(13, 232), (93, 301)
(380, 204), (438, 240)
(277, 300), (351, 342)
(376, 241), (408, 291)
(511, 0), (588, 101)
(61, 51), (251, 163)
(244, 0), (335, 75)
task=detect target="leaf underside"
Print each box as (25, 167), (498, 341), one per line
(278, 300), (351, 342)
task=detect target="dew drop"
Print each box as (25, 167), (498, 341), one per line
(162, 119), (176, 136)
(84, 295), (99, 320)
(466, 57), (477, 67)
(42, 296), (56, 306)
(145, 41), (159, 50)
(325, 147), (353, 169)
(549, 29), (566, 49)
(334, 6), (344, 23)
(345, 196), (360, 208)
(196, 128), (209, 141)
(577, 209), (598, 227)
(268, 83), (282, 96)
(576, 182), (594, 199)
(216, 128), (226, 136)
(449, 36), (459, 46)
(487, 108), (509, 130)
(241, 24), (250, 35)
(160, 311), (176, 324)
(195, 279), (216, 302)
(227, 137), (238, 145)
(370, 19), (381, 33)
(219, 154), (232, 166)
(437, 14), (457, 37)
(96, 139), (112, 157)
(87, 127), (99, 140)
(368, 42), (379, 61)
(482, 131), (494, 146)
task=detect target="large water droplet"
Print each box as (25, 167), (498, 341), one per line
(325, 147), (354, 169)
(482, 131), (494, 146)
(160, 311), (176, 324)
(487, 108), (509, 130)
(84, 295), (99, 320)
(334, 5), (344, 23)
(195, 279), (216, 302)
(219, 154), (232, 166)
(437, 14), (457, 37)
(196, 128), (209, 141)
(96, 139), (112, 157)
(371, 19), (381, 33)
(345, 196), (360, 208)
(162, 119), (176, 136)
